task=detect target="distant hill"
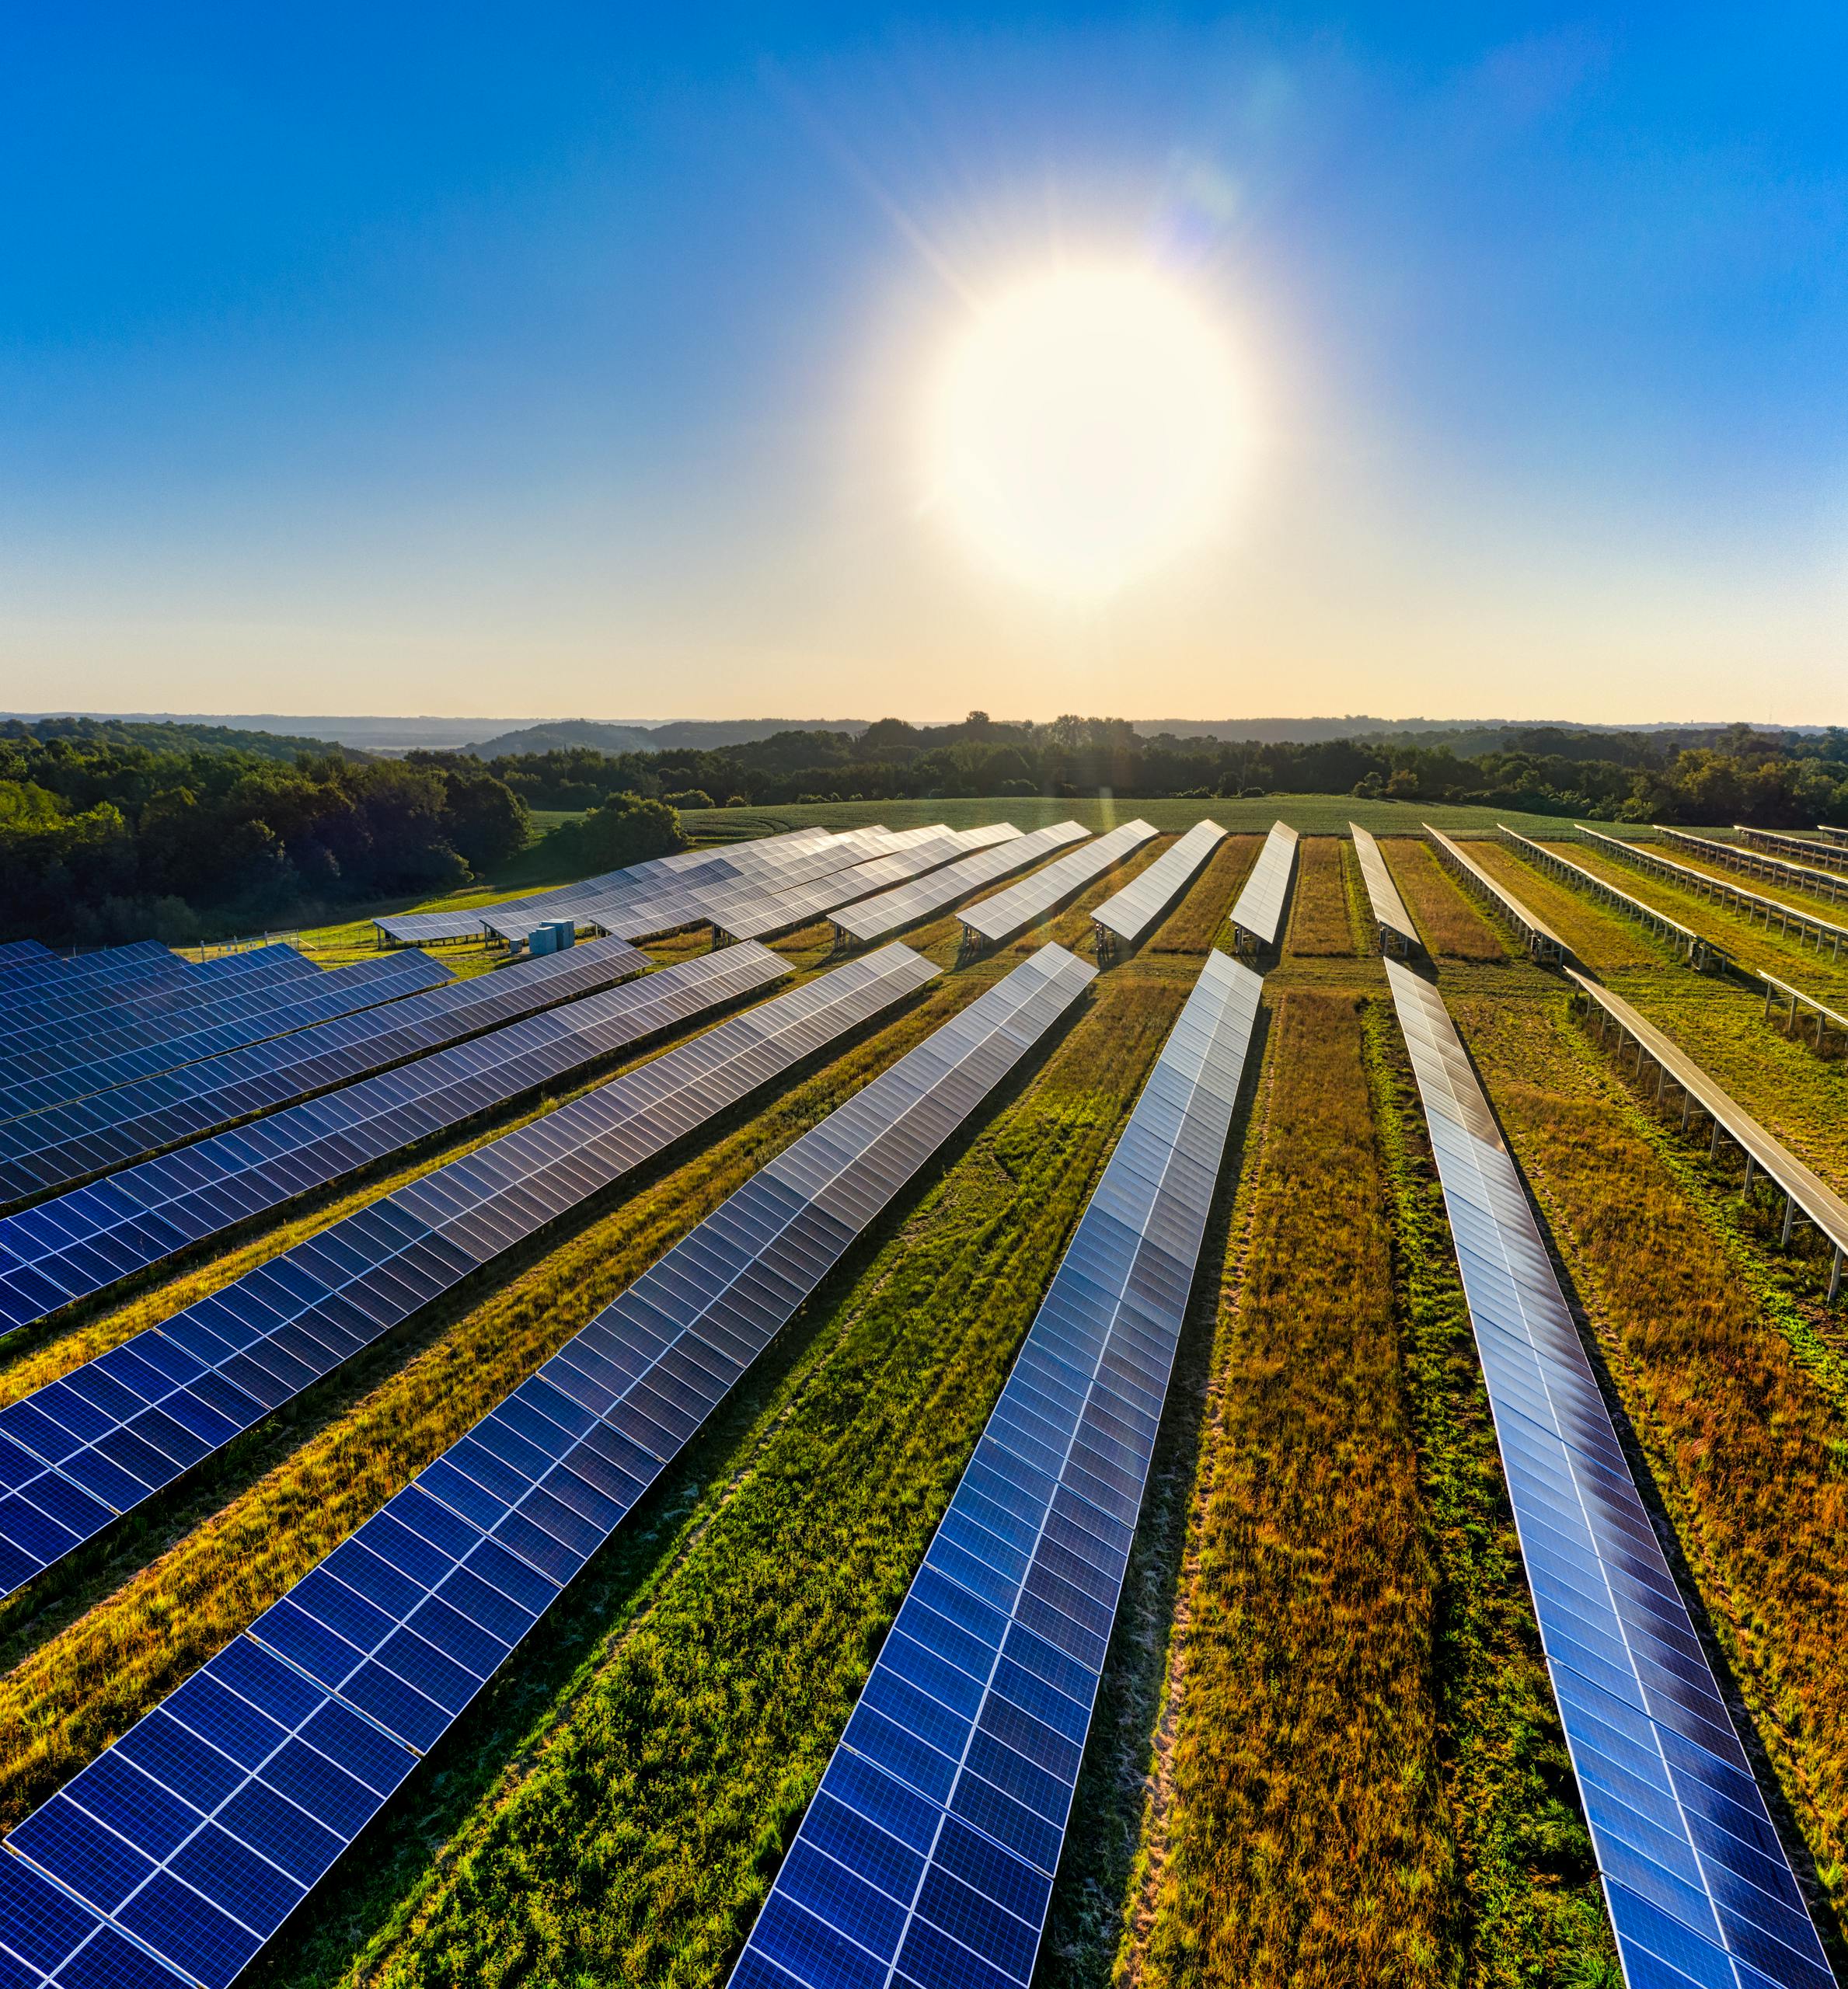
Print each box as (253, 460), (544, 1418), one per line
(0, 713), (372, 761)
(466, 718), (872, 757)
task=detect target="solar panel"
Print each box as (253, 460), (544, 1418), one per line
(1227, 821), (1299, 953)
(1500, 827), (1730, 971)
(0, 945), (938, 1601)
(371, 908), (490, 946)
(0, 936), (668, 1332)
(0, 952), (375, 1103)
(960, 823), (1157, 949)
(715, 832), (978, 944)
(0, 946), (1093, 1989)
(1349, 824), (1418, 958)
(0, 940), (52, 970)
(0, 951), (452, 1127)
(1424, 827), (1570, 963)
(1654, 826), (1848, 912)
(832, 824), (1086, 946)
(0, 941), (182, 1001)
(0, 947), (319, 1047)
(1089, 820), (1226, 959)
(730, 947), (1262, 1989)
(1383, 959), (1833, 1989)
(0, 951), (198, 1026)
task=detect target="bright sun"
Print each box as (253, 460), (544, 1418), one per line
(926, 264), (1247, 598)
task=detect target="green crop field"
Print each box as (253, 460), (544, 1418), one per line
(6, 816), (1848, 1989)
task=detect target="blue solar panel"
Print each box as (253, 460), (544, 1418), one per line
(0, 944), (941, 1600)
(0, 946), (1094, 1989)
(0, 943), (187, 1003)
(0, 938), (713, 1332)
(727, 948), (1262, 1989)
(1383, 960), (1832, 1989)
(0, 946), (606, 1210)
(0, 952), (453, 1123)
(0, 946), (318, 1066)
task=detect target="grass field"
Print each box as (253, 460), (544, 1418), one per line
(13, 817), (1848, 1987)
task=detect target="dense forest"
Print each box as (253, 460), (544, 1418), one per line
(486, 713), (1848, 824)
(4, 712), (1845, 946)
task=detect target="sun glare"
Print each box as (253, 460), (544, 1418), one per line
(926, 265), (1247, 598)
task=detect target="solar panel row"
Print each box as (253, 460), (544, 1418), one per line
(0, 954), (464, 1210)
(0, 940), (53, 970)
(1735, 826), (1848, 876)
(1383, 959), (1832, 1989)
(483, 828), (901, 948)
(1499, 827), (1728, 971)
(1090, 820), (1226, 957)
(0, 950), (452, 1137)
(716, 831), (987, 944)
(1654, 826), (1848, 910)
(0, 946), (1093, 1989)
(1575, 824), (1848, 959)
(1226, 820), (1299, 953)
(0, 937), (685, 1334)
(0, 946), (320, 1050)
(1424, 827), (1571, 963)
(0, 941), (182, 1001)
(0, 953), (200, 1030)
(0, 953), (417, 1112)
(832, 823), (1089, 947)
(730, 949), (1259, 1989)
(960, 822), (1157, 949)
(1348, 824), (1419, 959)
(0, 945), (927, 1601)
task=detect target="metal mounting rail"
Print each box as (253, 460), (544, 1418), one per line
(1564, 968), (1848, 1301)
(1427, 827), (1569, 962)
(1758, 971), (1848, 1052)
(1735, 824), (1848, 876)
(1654, 824), (1848, 907)
(1574, 825), (1848, 961)
(1498, 827), (1726, 970)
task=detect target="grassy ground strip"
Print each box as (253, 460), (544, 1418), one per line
(1365, 1003), (1616, 1987)
(1285, 838), (1357, 957)
(1454, 992), (1848, 1953)
(289, 973), (1185, 1989)
(1111, 989), (1454, 1987)
(1383, 841), (1515, 963)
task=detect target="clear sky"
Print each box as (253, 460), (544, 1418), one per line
(3, 2), (1843, 726)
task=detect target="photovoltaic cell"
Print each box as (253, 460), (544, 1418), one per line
(0, 946), (1092, 1989)
(0, 944), (934, 1600)
(1227, 820), (1299, 952)
(1348, 824), (1419, 958)
(0, 937), (699, 1333)
(0, 944), (643, 1212)
(832, 824), (1088, 946)
(729, 947), (1262, 1989)
(715, 831), (994, 944)
(959, 823), (1156, 948)
(0, 953), (425, 1115)
(1090, 820), (1226, 954)
(1383, 958), (1832, 1989)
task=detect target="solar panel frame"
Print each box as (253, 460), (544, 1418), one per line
(1575, 824), (1848, 957)
(0, 945), (942, 1601)
(833, 824), (1084, 946)
(728, 948), (1262, 1989)
(0, 948), (319, 1048)
(1652, 827), (1848, 913)
(714, 831), (978, 944)
(959, 823), (1157, 948)
(1382, 958), (1833, 1989)
(1348, 824), (1419, 959)
(0, 938), (697, 1332)
(1090, 820), (1226, 956)
(1226, 821), (1300, 953)
(1, 947), (1094, 1989)
(1499, 827), (1729, 971)
(1734, 826), (1848, 875)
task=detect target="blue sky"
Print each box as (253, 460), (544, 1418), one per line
(3, 2), (1843, 724)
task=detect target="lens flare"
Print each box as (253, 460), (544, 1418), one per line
(926, 265), (1247, 597)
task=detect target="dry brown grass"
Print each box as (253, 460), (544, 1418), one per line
(1283, 837), (1358, 957)
(1124, 989), (1454, 1987)
(1469, 842), (1667, 971)
(1384, 840), (1512, 962)
(1148, 835), (1260, 954)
